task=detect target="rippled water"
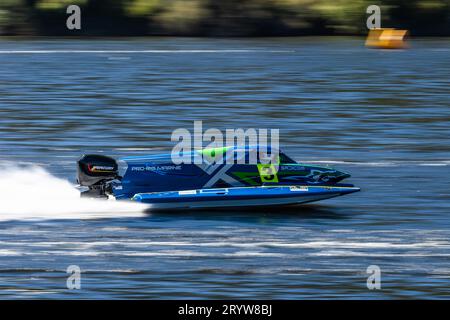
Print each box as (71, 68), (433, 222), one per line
(0, 38), (449, 299)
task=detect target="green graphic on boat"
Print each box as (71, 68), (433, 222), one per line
(197, 146), (232, 162)
(257, 164), (279, 183)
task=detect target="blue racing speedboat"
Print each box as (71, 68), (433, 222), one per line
(76, 146), (359, 209)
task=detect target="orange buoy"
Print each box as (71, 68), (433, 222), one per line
(365, 28), (409, 49)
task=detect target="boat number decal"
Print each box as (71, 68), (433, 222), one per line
(257, 164), (279, 183)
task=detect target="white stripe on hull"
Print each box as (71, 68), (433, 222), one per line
(147, 193), (342, 210)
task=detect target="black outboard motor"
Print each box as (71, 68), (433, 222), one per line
(77, 154), (119, 198)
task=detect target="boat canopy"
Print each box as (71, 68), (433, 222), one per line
(121, 145), (296, 164)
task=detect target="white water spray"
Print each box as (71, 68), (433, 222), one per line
(0, 163), (149, 221)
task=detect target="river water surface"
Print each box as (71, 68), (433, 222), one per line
(0, 38), (449, 298)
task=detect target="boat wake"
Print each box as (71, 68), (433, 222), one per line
(0, 163), (148, 221)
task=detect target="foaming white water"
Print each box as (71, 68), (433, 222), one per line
(0, 164), (148, 221)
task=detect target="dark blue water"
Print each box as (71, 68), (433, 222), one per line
(0, 38), (449, 299)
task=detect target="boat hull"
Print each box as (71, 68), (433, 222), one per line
(131, 185), (360, 210)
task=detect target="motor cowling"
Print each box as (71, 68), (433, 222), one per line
(77, 154), (119, 198)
